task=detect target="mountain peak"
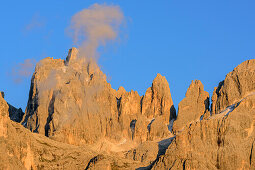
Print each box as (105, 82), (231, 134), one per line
(64, 47), (78, 66)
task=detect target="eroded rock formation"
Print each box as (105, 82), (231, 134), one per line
(0, 90), (94, 169)
(151, 59), (255, 169)
(153, 94), (255, 169)
(1, 49), (255, 169)
(142, 73), (176, 124)
(21, 48), (176, 147)
(211, 60), (255, 114)
(0, 90), (149, 169)
(173, 80), (209, 132)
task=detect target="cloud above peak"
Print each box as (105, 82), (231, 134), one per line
(69, 3), (124, 59)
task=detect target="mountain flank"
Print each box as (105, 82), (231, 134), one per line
(1, 48), (255, 169)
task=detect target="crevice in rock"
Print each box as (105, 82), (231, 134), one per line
(249, 139), (255, 166)
(34, 113), (39, 133)
(136, 136), (176, 170)
(130, 119), (137, 140)
(217, 119), (227, 147)
(151, 87), (154, 103)
(182, 159), (186, 170)
(86, 62), (90, 75)
(140, 96), (144, 113)
(90, 74), (94, 80)
(85, 155), (104, 170)
(211, 80), (224, 114)
(170, 105), (176, 121)
(116, 97), (122, 120)
(204, 97), (210, 112)
(133, 149), (137, 161)
(160, 98), (163, 115)
(215, 118), (228, 169)
(45, 92), (57, 137)
(147, 119), (155, 133)
(216, 154), (220, 169)
(22, 75), (39, 128)
(200, 114), (204, 121)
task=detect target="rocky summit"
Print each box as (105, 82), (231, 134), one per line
(1, 48), (255, 169)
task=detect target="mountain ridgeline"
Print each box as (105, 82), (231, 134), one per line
(1, 48), (255, 169)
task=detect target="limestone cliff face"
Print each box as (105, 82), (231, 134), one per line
(22, 48), (176, 146)
(1, 54), (255, 169)
(142, 73), (176, 124)
(152, 60), (255, 169)
(211, 59), (255, 114)
(1, 92), (93, 170)
(0, 91), (9, 138)
(153, 94), (255, 169)
(22, 52), (120, 145)
(0, 93), (143, 169)
(173, 80), (209, 132)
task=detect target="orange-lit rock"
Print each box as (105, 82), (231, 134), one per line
(173, 80), (209, 132)
(22, 48), (175, 147)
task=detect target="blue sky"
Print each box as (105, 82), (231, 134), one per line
(0, 0), (254, 110)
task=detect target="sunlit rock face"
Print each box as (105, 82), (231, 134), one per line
(173, 80), (209, 133)
(211, 59), (255, 115)
(142, 73), (176, 124)
(22, 47), (176, 146)
(1, 51), (255, 169)
(0, 93), (143, 169)
(0, 91), (9, 138)
(153, 94), (255, 169)
(152, 60), (255, 170)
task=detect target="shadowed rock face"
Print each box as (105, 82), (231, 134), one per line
(21, 48), (176, 146)
(0, 92), (24, 123)
(173, 80), (209, 133)
(8, 104), (24, 123)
